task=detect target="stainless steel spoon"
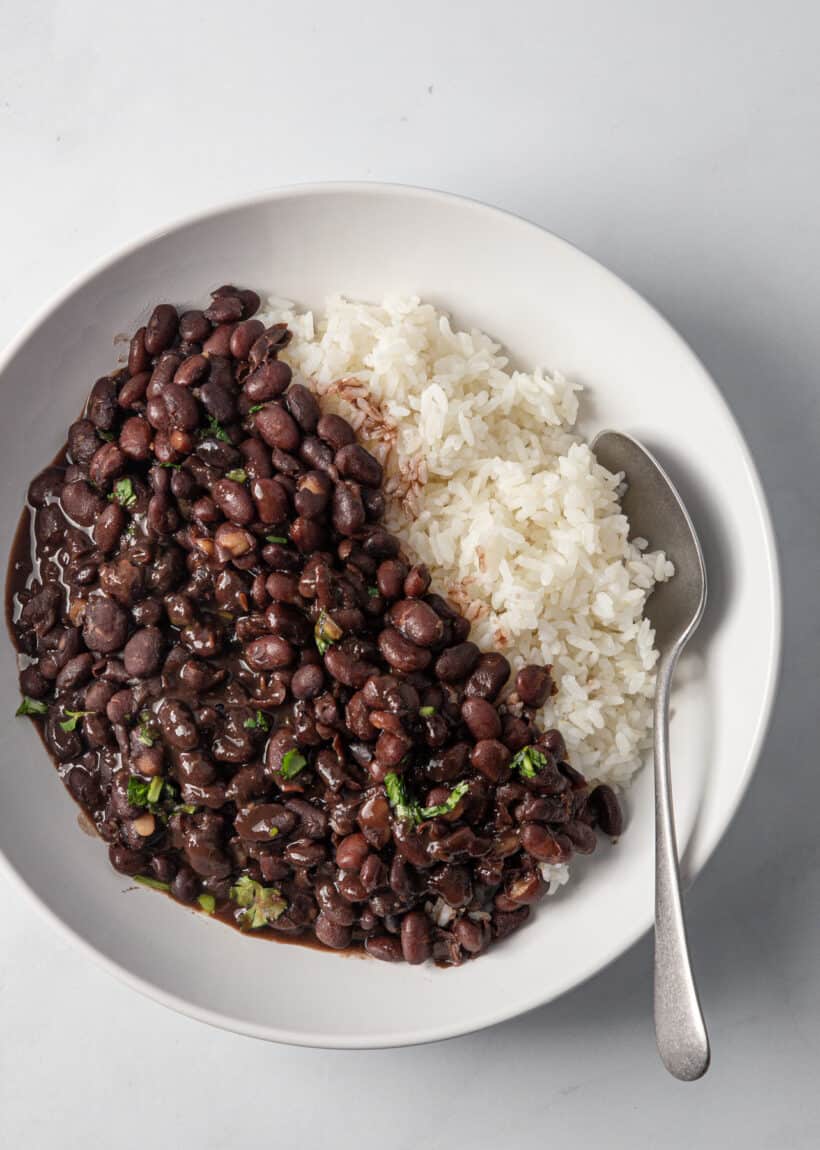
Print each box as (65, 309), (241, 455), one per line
(592, 430), (710, 1082)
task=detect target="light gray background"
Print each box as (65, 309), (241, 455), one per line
(1, 2), (818, 1146)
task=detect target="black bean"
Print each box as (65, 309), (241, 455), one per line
(144, 304), (178, 355)
(294, 471), (332, 519)
(388, 599), (444, 648)
(83, 596), (129, 653)
(179, 310), (211, 343)
(245, 635), (294, 671)
(91, 502), (125, 554)
(88, 442), (126, 487)
(156, 698), (198, 750)
(254, 404), (301, 452)
(461, 697), (502, 741)
(68, 419), (101, 465)
(314, 913), (352, 950)
(464, 652), (511, 700)
(244, 360), (292, 403)
(86, 377), (118, 430)
(376, 559), (408, 600)
(284, 383), (320, 432)
(377, 627), (431, 673)
(334, 443), (382, 487)
(400, 910), (432, 965)
(403, 564), (431, 597)
(470, 739), (511, 783)
(174, 353), (210, 387)
(516, 664), (553, 708)
(201, 322), (235, 357)
(588, 784), (623, 836)
(128, 326), (150, 375)
(434, 641), (480, 682)
(61, 480), (104, 527)
(123, 627), (164, 677)
(324, 646), (377, 689)
(299, 435), (336, 474)
(332, 481), (366, 536)
(230, 319), (265, 360)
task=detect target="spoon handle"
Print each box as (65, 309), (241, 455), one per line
(653, 647), (710, 1081)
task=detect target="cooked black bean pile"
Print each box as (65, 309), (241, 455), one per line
(8, 285), (623, 966)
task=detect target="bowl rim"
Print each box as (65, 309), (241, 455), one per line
(0, 180), (783, 1048)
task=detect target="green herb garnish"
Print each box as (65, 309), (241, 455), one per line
(137, 724), (155, 747)
(265, 534), (288, 545)
(134, 875), (170, 892)
(419, 705), (436, 717)
(248, 404), (264, 414)
(176, 804), (197, 815)
(384, 772), (421, 824)
(109, 477), (137, 508)
(280, 748), (307, 780)
(16, 696), (48, 717)
(269, 827), (279, 839)
(127, 776), (150, 806)
(225, 468), (247, 483)
(127, 775), (165, 808)
(314, 609), (342, 656)
(509, 745), (548, 780)
(243, 710), (270, 732)
(205, 415), (231, 443)
(59, 709), (90, 732)
(159, 461), (182, 469)
(229, 875), (287, 930)
(97, 429), (115, 442)
(197, 893), (216, 914)
(384, 773), (468, 823)
(418, 780), (469, 819)
(146, 776), (164, 804)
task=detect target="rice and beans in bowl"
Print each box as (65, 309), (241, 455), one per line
(7, 286), (672, 966)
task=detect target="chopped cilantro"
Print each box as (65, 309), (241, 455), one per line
(136, 724), (155, 747)
(367, 586), (380, 598)
(314, 609), (342, 656)
(385, 773), (468, 824)
(280, 748), (307, 780)
(418, 780), (469, 819)
(229, 875), (287, 930)
(127, 776), (150, 806)
(225, 468), (247, 483)
(134, 875), (170, 892)
(59, 709), (90, 732)
(16, 696), (48, 717)
(146, 776), (164, 804)
(384, 773), (420, 824)
(97, 429), (115, 442)
(205, 415), (231, 443)
(197, 893), (216, 914)
(509, 745), (548, 780)
(109, 477), (137, 508)
(243, 710), (270, 732)
(159, 461), (182, 469)
(265, 534), (288, 544)
(248, 404), (264, 414)
(419, 705), (436, 717)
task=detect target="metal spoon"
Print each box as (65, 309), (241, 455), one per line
(592, 430), (710, 1082)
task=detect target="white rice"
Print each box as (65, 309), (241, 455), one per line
(264, 295), (673, 794)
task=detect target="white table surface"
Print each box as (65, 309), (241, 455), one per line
(2, 2), (819, 1145)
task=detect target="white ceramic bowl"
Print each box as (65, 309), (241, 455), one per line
(0, 184), (780, 1047)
